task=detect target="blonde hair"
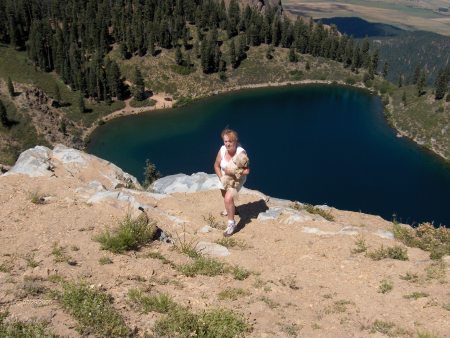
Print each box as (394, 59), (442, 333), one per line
(221, 128), (239, 142)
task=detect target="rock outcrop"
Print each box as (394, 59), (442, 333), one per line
(0, 145), (449, 337)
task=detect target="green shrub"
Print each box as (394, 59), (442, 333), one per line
(128, 289), (176, 313)
(366, 245), (408, 261)
(403, 292), (429, 300)
(231, 265), (251, 280)
(378, 279), (393, 294)
(393, 222), (450, 259)
(0, 312), (57, 338)
(142, 159), (161, 188)
(94, 214), (157, 253)
(155, 306), (249, 338)
(170, 64), (196, 75)
(218, 287), (250, 301)
(173, 96), (194, 108)
(345, 77), (356, 85)
(290, 202), (334, 221)
(215, 237), (248, 249)
(57, 282), (130, 337)
(177, 256), (226, 277)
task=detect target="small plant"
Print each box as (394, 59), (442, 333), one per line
(215, 237), (248, 249)
(145, 252), (173, 265)
(16, 276), (47, 298)
(253, 278), (266, 289)
(0, 255), (15, 273)
(259, 296), (279, 309)
(378, 279), (393, 294)
(70, 245), (79, 251)
(98, 257), (113, 265)
(56, 282), (131, 336)
(51, 243), (71, 263)
(173, 230), (200, 258)
(280, 276), (300, 290)
(279, 322), (300, 336)
(366, 245), (408, 261)
(325, 300), (354, 314)
(393, 222), (450, 260)
(426, 260), (446, 281)
(154, 307), (249, 338)
(442, 302), (450, 311)
(231, 265), (251, 280)
(29, 191), (46, 204)
(417, 331), (440, 338)
(24, 253), (39, 268)
(400, 272), (419, 283)
(177, 256), (226, 277)
(291, 203), (335, 221)
(403, 291), (429, 300)
(0, 312), (57, 337)
(142, 159), (161, 188)
(351, 236), (368, 254)
(128, 289), (176, 314)
(218, 287), (250, 301)
(94, 214), (157, 253)
(202, 213), (225, 230)
(370, 320), (396, 335)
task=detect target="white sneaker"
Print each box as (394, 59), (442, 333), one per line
(223, 222), (236, 237)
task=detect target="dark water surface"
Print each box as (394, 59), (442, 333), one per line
(87, 85), (450, 226)
(315, 17), (404, 38)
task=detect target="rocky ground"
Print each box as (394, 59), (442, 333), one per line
(0, 145), (449, 337)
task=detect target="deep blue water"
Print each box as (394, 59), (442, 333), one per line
(87, 85), (450, 226)
(316, 17), (404, 38)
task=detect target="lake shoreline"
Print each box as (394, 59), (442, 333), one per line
(83, 79), (448, 163)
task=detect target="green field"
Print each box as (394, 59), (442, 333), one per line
(284, 0), (450, 35)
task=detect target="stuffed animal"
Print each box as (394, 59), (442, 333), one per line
(220, 152), (249, 196)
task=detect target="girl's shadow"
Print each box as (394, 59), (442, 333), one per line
(235, 199), (268, 233)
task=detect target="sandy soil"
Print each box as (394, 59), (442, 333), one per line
(0, 163), (449, 337)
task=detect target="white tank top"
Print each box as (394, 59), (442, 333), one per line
(220, 145), (245, 174)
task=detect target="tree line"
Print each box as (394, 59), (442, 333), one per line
(0, 0), (405, 103)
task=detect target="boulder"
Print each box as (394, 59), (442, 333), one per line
(4, 146), (53, 177)
(150, 172), (221, 194)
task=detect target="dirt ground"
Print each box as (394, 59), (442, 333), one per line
(0, 153), (449, 337)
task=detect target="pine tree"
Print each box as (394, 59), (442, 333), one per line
(398, 74), (403, 88)
(434, 69), (449, 100)
(305, 61), (311, 71)
(54, 83), (61, 103)
(7, 77), (14, 97)
(78, 92), (85, 113)
(229, 39), (237, 68)
(175, 45), (183, 66)
(266, 44), (274, 60)
(133, 67), (146, 101)
(416, 71), (426, 97)
(288, 46), (298, 63)
(0, 99), (8, 127)
(382, 62), (389, 78)
(402, 91), (407, 106)
(413, 65), (421, 85)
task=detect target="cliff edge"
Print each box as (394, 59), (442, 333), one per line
(0, 145), (449, 337)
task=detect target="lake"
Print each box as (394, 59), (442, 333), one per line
(87, 85), (450, 226)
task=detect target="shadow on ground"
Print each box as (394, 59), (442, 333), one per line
(235, 199), (268, 233)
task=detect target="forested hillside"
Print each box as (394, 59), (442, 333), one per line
(369, 30), (450, 86)
(0, 0), (377, 103)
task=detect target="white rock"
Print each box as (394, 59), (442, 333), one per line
(196, 241), (230, 257)
(375, 229), (394, 240)
(198, 225), (213, 233)
(150, 172), (221, 194)
(257, 208), (283, 221)
(52, 144), (88, 166)
(4, 146), (52, 177)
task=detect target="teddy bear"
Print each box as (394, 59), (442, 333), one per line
(220, 152), (249, 196)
